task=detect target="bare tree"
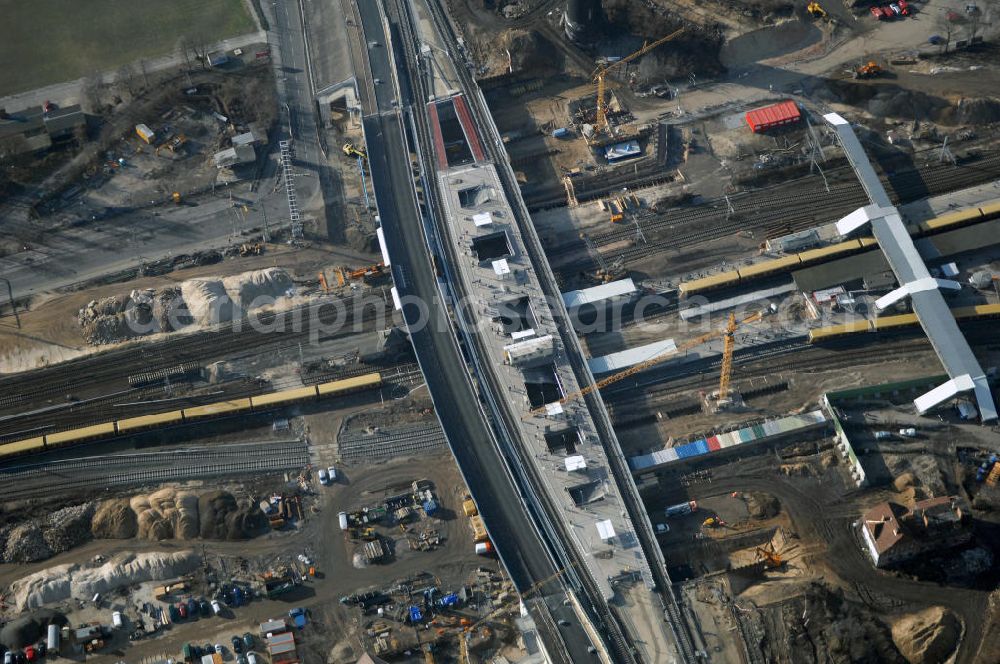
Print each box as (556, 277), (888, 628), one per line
(967, 5), (982, 40)
(117, 63), (136, 97)
(935, 9), (957, 52)
(81, 71), (104, 114)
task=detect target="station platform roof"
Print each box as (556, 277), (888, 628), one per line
(561, 278), (637, 309)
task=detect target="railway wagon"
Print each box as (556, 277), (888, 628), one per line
(116, 410), (185, 434)
(181, 398), (254, 420)
(796, 239), (866, 266)
(678, 270), (740, 297)
(908, 207), (983, 235)
(955, 303), (1000, 319)
(0, 437), (46, 460)
(736, 255), (802, 281)
(806, 319), (873, 343)
(317, 372), (383, 395)
(873, 313), (919, 332)
(45, 422), (117, 449)
(250, 386), (319, 409)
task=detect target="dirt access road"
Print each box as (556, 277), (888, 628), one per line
(665, 466), (991, 663)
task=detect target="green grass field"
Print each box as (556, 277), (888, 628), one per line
(0, 0), (256, 97)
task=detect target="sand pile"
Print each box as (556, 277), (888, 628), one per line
(91, 498), (139, 539)
(223, 267), (294, 310)
(125, 488), (262, 541)
(181, 278), (235, 326)
(891, 607), (960, 664)
(11, 551), (200, 611)
(182, 268), (293, 326)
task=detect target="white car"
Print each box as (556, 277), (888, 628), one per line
(112, 611), (124, 628)
(211, 600), (222, 615)
(326, 466), (337, 482)
(317, 468), (329, 485)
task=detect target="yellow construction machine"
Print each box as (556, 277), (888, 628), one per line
(342, 142), (367, 160)
(807, 2), (828, 18)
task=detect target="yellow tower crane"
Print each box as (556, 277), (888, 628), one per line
(532, 310), (763, 415)
(592, 27), (686, 135)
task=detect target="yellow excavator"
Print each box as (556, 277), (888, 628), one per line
(342, 142), (367, 160)
(807, 2), (828, 18)
(592, 28), (686, 136)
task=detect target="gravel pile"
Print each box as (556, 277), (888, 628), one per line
(42, 502), (97, 554)
(4, 523), (53, 563)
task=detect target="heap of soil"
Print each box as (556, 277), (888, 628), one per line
(92, 498), (139, 539)
(198, 490), (266, 540)
(499, 30), (558, 74)
(746, 492), (780, 519)
(0, 610), (67, 649)
(890, 607), (961, 664)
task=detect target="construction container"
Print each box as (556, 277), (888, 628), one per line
(462, 499), (478, 517)
(135, 123), (156, 144)
(475, 541), (493, 555)
(745, 101), (801, 133)
(46, 625), (60, 654)
(664, 501), (697, 518)
(338, 512), (349, 531)
(552, 127), (571, 138)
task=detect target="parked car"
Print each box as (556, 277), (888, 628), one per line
(112, 611), (124, 629)
(199, 600), (212, 617)
(211, 600), (222, 615)
(242, 634), (254, 650)
(231, 637), (243, 654)
(327, 466), (337, 482)
(317, 468), (329, 485)
(177, 603), (188, 619)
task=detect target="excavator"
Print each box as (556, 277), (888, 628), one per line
(755, 540), (783, 569)
(342, 143), (367, 160)
(807, 2), (828, 18)
(532, 310), (764, 415)
(854, 61), (882, 79)
(592, 28), (686, 136)
(333, 263), (385, 287)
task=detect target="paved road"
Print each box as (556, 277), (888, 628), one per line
(355, 2), (601, 661)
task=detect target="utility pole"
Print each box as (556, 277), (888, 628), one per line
(0, 278), (18, 328)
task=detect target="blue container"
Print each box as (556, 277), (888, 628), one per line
(553, 127), (571, 138)
(409, 606), (423, 622)
(423, 499), (438, 515)
(694, 440), (710, 455)
(676, 444), (696, 459)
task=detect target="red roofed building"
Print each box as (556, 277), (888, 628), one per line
(859, 495), (972, 567)
(745, 101), (802, 133)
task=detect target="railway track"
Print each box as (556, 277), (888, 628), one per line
(0, 359), (406, 444)
(0, 440), (311, 500)
(0, 295), (393, 415)
(603, 326), (1000, 425)
(553, 149), (1000, 276)
(338, 421), (446, 462)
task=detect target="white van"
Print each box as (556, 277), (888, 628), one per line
(112, 611), (124, 629)
(211, 600), (222, 615)
(247, 653), (259, 664)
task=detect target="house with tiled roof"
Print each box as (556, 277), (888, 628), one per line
(859, 495), (972, 567)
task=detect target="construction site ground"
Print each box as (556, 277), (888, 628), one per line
(0, 391), (504, 662)
(641, 446), (997, 663)
(0, 244), (384, 374)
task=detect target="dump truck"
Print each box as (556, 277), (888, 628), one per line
(665, 500), (697, 518)
(135, 124), (156, 144)
(854, 61), (882, 79)
(469, 515), (488, 542)
(462, 498), (478, 517)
